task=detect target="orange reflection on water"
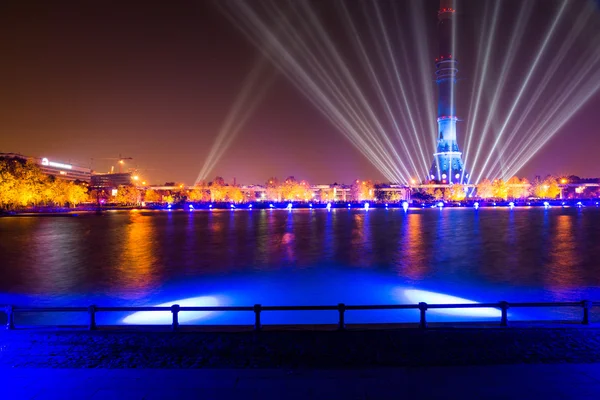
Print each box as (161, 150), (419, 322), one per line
(546, 214), (581, 290)
(350, 212), (374, 267)
(116, 213), (159, 297)
(401, 213), (429, 279)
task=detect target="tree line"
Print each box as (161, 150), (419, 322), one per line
(0, 157), (89, 210)
(418, 176), (562, 201)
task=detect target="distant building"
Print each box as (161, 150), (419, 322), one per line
(37, 157), (91, 182)
(0, 153), (91, 182)
(91, 173), (133, 188)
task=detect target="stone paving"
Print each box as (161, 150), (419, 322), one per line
(3, 327), (600, 398)
(2, 364), (600, 399)
(3, 327), (600, 368)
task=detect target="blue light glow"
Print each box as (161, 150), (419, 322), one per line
(122, 296), (219, 325)
(509, 202), (514, 209)
(248, 204), (253, 209)
(364, 202), (370, 211)
(230, 204), (235, 209)
(437, 201), (444, 208)
(269, 204), (274, 208)
(326, 203), (332, 211)
(402, 289), (501, 318)
(474, 202), (479, 210)
(188, 205), (194, 211)
(402, 201), (409, 212)
(544, 201), (550, 209)
(287, 203), (293, 211)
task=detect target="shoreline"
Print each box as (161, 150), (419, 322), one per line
(1, 198), (599, 217)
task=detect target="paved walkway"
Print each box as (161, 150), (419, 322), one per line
(2, 364), (600, 399)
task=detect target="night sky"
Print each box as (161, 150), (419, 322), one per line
(0, 0), (599, 185)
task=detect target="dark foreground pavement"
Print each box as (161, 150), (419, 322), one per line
(3, 326), (600, 368)
(2, 327), (600, 399)
(2, 364), (600, 399)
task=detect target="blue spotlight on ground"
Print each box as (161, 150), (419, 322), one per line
(123, 296), (219, 325)
(402, 289), (501, 318)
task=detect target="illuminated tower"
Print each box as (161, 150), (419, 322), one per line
(429, 0), (467, 184)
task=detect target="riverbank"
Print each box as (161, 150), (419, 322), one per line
(2, 326), (600, 369)
(1, 198), (599, 216)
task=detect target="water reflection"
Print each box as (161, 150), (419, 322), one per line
(116, 213), (159, 297)
(30, 219), (85, 294)
(547, 214), (581, 291)
(400, 213), (429, 280)
(350, 212), (373, 267)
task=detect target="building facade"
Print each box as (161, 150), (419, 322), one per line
(37, 157), (92, 182)
(91, 173), (133, 188)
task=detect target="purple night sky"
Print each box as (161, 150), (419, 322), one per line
(0, 0), (598, 185)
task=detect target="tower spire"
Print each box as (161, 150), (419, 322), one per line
(429, 0), (467, 184)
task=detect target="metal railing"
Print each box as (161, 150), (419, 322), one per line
(2, 300), (597, 331)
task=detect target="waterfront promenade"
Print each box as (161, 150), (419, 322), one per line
(2, 326), (600, 399)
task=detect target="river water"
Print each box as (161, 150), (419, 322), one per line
(1, 207), (600, 325)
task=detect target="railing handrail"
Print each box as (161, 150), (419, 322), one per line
(2, 300), (597, 332)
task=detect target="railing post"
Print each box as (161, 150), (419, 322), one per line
(88, 305), (97, 331)
(338, 303), (346, 331)
(418, 302), (427, 329)
(254, 304), (262, 331)
(5, 305), (15, 330)
(499, 301), (509, 327)
(171, 304), (180, 331)
(582, 300), (591, 325)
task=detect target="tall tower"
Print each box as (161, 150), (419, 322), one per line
(429, 0), (467, 184)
